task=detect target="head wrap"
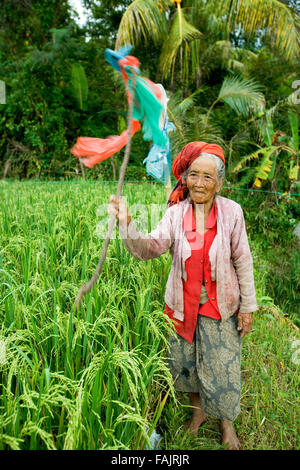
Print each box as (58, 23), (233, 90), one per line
(167, 141), (225, 207)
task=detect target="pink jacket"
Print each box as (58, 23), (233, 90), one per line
(118, 195), (257, 323)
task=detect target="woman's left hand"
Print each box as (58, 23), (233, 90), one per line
(237, 313), (253, 338)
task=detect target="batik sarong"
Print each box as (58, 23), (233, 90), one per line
(167, 314), (242, 421)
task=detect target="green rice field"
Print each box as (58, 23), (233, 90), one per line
(0, 181), (299, 450)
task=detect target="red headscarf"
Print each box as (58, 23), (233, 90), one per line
(167, 141), (225, 207)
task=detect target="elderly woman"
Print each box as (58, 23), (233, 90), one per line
(108, 141), (257, 450)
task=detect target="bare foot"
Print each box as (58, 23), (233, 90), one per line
(220, 420), (241, 450)
(183, 410), (207, 436)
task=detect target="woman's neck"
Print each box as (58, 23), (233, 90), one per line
(191, 196), (215, 235)
(192, 196), (215, 219)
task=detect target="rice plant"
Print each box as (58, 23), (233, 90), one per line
(0, 181), (176, 450)
(0, 181), (299, 450)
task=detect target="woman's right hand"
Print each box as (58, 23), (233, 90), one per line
(108, 195), (131, 226)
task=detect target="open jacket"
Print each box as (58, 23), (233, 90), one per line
(118, 195), (257, 323)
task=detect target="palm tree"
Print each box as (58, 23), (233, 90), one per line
(116, 0), (299, 85)
(167, 74), (265, 156)
(207, 0), (300, 60)
(205, 75), (265, 125)
(116, 0), (203, 83)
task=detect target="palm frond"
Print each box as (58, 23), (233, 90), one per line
(188, 112), (224, 146)
(217, 75), (265, 116)
(177, 86), (207, 114)
(115, 0), (167, 49)
(167, 91), (224, 157)
(158, 8), (203, 82)
(207, 0), (300, 59)
(178, 96), (195, 114)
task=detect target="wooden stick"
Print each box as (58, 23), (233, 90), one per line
(74, 71), (137, 312)
(79, 159), (86, 179)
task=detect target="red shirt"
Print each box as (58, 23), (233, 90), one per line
(165, 200), (234, 343)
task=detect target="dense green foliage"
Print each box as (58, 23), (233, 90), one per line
(0, 0), (299, 190)
(222, 187), (300, 323)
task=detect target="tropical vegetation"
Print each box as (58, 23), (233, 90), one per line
(0, 0), (299, 451)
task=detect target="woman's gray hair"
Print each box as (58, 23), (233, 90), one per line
(183, 153), (225, 181)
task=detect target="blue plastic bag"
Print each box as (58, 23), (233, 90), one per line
(143, 122), (175, 185)
(145, 428), (163, 450)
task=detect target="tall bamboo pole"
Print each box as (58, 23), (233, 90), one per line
(74, 72), (137, 312)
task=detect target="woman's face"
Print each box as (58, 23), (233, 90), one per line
(185, 156), (223, 205)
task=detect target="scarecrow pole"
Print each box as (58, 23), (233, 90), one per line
(74, 71), (136, 312)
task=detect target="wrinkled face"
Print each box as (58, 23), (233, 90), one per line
(185, 156), (222, 205)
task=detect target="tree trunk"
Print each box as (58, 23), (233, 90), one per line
(79, 160), (86, 179)
(110, 156), (117, 180)
(2, 155), (12, 179)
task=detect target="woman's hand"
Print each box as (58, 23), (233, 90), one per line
(108, 195), (131, 227)
(237, 312), (253, 338)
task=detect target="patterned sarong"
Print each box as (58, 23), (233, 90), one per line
(167, 314), (242, 421)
